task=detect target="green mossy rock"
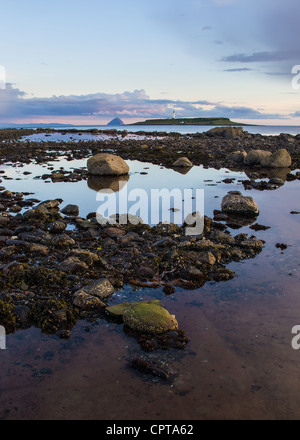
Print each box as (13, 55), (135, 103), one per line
(106, 300), (161, 318)
(123, 301), (178, 334)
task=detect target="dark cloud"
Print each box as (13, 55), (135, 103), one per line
(223, 68), (254, 72)
(0, 84), (285, 121)
(0, 84), (216, 120)
(222, 51), (296, 63)
(196, 104), (285, 120)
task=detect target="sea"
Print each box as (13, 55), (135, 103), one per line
(14, 123), (300, 137)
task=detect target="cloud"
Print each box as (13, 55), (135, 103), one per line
(0, 84), (216, 120)
(0, 83), (286, 122)
(222, 51), (296, 63)
(196, 104), (286, 120)
(152, 0), (300, 77)
(223, 68), (254, 72)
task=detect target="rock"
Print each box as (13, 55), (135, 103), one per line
(61, 204), (79, 216)
(76, 278), (114, 299)
(130, 357), (171, 380)
(209, 230), (235, 245)
(269, 177), (284, 186)
(172, 157), (193, 167)
(15, 305), (31, 325)
(71, 249), (98, 265)
(51, 234), (75, 248)
(221, 193), (259, 217)
(244, 148), (292, 168)
(23, 242), (49, 255)
(87, 153), (129, 176)
(51, 173), (65, 180)
(244, 149), (272, 166)
(18, 229), (50, 243)
(73, 291), (105, 309)
(137, 266), (156, 279)
(260, 149), (292, 168)
(123, 302), (178, 334)
(194, 251), (217, 266)
(106, 300), (162, 319)
(206, 126), (244, 139)
(37, 200), (61, 210)
(49, 221), (66, 233)
(57, 257), (88, 273)
(230, 151), (247, 164)
(103, 227), (126, 238)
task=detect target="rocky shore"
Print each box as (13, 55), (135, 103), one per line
(0, 186), (265, 336)
(0, 126), (299, 356)
(0, 126), (299, 171)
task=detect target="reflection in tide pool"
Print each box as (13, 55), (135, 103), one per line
(0, 158), (249, 223)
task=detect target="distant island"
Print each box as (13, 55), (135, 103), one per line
(107, 117), (125, 126)
(130, 117), (249, 126)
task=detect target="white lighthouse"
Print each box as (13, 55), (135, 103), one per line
(173, 110), (176, 119)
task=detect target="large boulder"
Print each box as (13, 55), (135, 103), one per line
(260, 149), (292, 168)
(229, 151), (247, 164)
(106, 300), (162, 318)
(109, 301), (178, 334)
(221, 193), (259, 217)
(87, 153), (129, 176)
(206, 126), (244, 139)
(244, 148), (292, 168)
(244, 150), (272, 166)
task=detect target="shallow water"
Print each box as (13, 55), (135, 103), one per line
(0, 158), (299, 420)
(17, 124), (300, 138)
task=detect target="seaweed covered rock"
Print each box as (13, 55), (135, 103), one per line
(206, 126), (244, 139)
(106, 300), (162, 318)
(123, 301), (178, 334)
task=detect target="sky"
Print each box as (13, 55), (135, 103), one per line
(0, 0), (299, 126)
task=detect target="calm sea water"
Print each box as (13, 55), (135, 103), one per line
(86, 124), (300, 136)
(12, 123), (300, 137)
